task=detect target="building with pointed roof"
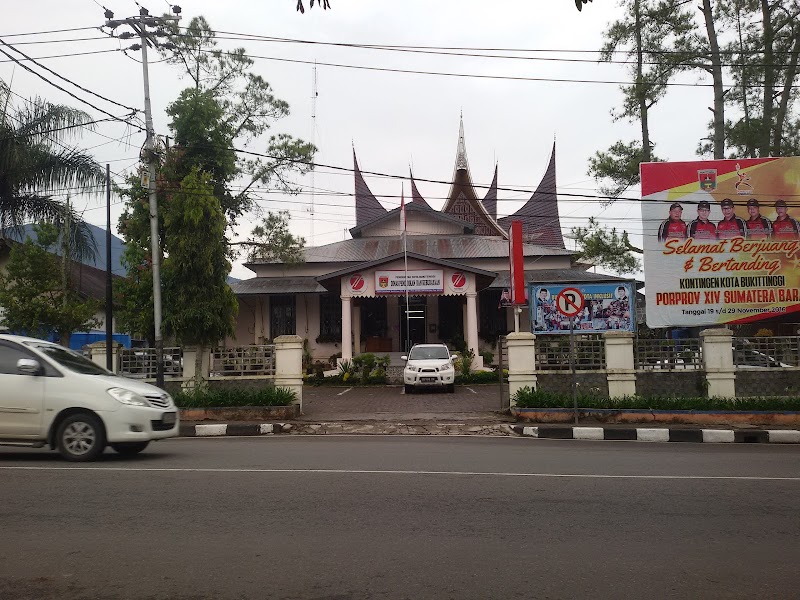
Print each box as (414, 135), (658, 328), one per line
(229, 119), (620, 366)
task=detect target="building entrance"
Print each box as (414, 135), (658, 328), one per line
(399, 297), (426, 352)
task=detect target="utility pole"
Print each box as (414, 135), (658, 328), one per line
(104, 5), (181, 388)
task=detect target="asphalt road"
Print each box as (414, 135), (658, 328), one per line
(1, 437), (800, 599)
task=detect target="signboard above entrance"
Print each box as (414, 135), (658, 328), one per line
(374, 270), (444, 294)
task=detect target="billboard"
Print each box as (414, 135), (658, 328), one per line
(641, 158), (800, 327)
(530, 282), (635, 334)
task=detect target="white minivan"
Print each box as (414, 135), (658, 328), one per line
(0, 334), (179, 461)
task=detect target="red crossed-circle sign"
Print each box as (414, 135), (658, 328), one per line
(555, 287), (585, 317)
(451, 272), (466, 289)
(349, 274), (365, 291)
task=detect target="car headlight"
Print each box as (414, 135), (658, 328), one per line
(441, 362), (452, 370)
(107, 387), (149, 406)
(406, 365), (418, 372)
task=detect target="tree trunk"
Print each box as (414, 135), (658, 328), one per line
(701, 0), (725, 159)
(635, 0), (651, 162)
(735, 5), (756, 158)
(772, 24), (800, 156)
(760, 0), (775, 156)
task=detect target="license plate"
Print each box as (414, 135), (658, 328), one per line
(162, 412), (176, 425)
(421, 377), (436, 383)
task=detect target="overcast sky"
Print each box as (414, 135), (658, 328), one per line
(2, 1), (719, 280)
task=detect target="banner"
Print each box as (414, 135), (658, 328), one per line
(641, 157), (800, 327)
(530, 282), (635, 334)
(374, 270), (444, 294)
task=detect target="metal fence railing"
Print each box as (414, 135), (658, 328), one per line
(119, 347), (183, 379)
(635, 338), (702, 370)
(535, 334), (605, 370)
(733, 337), (800, 368)
(210, 345), (276, 377)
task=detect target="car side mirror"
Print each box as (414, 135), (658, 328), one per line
(400, 355), (408, 361)
(17, 358), (43, 376)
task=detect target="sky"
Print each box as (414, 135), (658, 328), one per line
(1, 0), (720, 280)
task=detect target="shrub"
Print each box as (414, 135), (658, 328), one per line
(480, 350), (494, 366)
(174, 387), (296, 408)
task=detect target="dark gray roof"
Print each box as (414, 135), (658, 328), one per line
(349, 203), (475, 238)
(482, 165), (498, 221)
(488, 269), (628, 288)
(291, 234), (571, 265)
(231, 277), (327, 295)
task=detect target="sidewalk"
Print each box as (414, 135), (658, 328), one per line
(177, 384), (800, 444)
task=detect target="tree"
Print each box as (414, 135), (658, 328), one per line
(570, 217), (642, 275)
(296, 0), (331, 12)
(590, 0), (696, 199)
(241, 210), (306, 264)
(161, 169), (237, 374)
(0, 81), (103, 263)
(0, 224), (100, 346)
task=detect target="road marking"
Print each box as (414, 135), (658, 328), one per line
(1, 466), (798, 481)
(465, 387), (477, 394)
(336, 388), (353, 396)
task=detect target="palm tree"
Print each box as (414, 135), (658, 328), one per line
(0, 80), (105, 263)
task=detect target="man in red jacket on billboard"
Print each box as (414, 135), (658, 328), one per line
(745, 198), (773, 239)
(772, 199), (800, 240)
(658, 203), (688, 242)
(716, 198), (746, 239)
(689, 200), (717, 239)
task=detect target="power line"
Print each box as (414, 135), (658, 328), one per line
(0, 48), (121, 64)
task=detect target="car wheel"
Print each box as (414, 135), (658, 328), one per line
(56, 413), (106, 462)
(447, 384), (455, 393)
(110, 442), (150, 456)
(404, 385), (413, 394)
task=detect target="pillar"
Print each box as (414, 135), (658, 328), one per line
(465, 292), (482, 369)
(353, 304), (362, 356)
(274, 334), (304, 410)
(181, 345), (210, 390)
(341, 296), (352, 361)
(87, 341), (121, 374)
(506, 332), (537, 405)
(700, 328), (736, 398)
(254, 298), (264, 344)
(604, 331), (636, 398)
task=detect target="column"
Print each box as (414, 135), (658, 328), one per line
(506, 332), (537, 405)
(604, 331), (636, 398)
(700, 328), (736, 398)
(274, 335), (304, 409)
(254, 298), (264, 344)
(87, 341), (121, 373)
(353, 304), (362, 356)
(465, 292), (482, 369)
(341, 295), (352, 361)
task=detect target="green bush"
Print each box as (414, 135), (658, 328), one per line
(175, 387), (296, 408)
(455, 370), (500, 384)
(511, 387), (800, 411)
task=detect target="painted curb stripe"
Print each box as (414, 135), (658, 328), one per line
(195, 424), (228, 437)
(767, 430), (800, 444)
(573, 427), (604, 440)
(521, 426), (538, 438)
(637, 429), (670, 442)
(536, 427), (574, 439)
(702, 429), (735, 443)
(669, 429), (704, 443)
(603, 428), (637, 441)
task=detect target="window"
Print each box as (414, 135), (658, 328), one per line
(0, 341), (32, 375)
(479, 289), (506, 342)
(318, 294), (342, 341)
(270, 295), (296, 338)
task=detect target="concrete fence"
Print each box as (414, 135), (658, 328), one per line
(505, 328), (799, 404)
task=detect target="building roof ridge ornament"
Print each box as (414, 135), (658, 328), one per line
(353, 147), (388, 227)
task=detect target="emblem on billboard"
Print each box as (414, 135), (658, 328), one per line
(379, 276), (389, 288)
(734, 163), (754, 195)
(698, 169), (717, 191)
(349, 274), (365, 292)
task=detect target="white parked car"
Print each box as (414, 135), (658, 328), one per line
(0, 334), (179, 461)
(402, 343), (456, 393)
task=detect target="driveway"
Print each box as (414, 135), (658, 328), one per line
(301, 383), (507, 421)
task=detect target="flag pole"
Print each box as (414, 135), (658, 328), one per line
(402, 184), (410, 353)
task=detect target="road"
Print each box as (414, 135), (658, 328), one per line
(1, 436), (799, 599)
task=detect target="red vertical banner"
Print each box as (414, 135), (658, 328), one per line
(509, 220), (526, 304)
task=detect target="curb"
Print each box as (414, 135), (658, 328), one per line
(512, 425), (800, 444)
(179, 422), (800, 443)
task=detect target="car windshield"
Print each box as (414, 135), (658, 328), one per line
(408, 346), (449, 360)
(30, 343), (110, 375)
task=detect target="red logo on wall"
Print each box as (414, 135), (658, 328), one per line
(349, 274), (365, 291)
(379, 276), (389, 288)
(451, 272), (466, 289)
